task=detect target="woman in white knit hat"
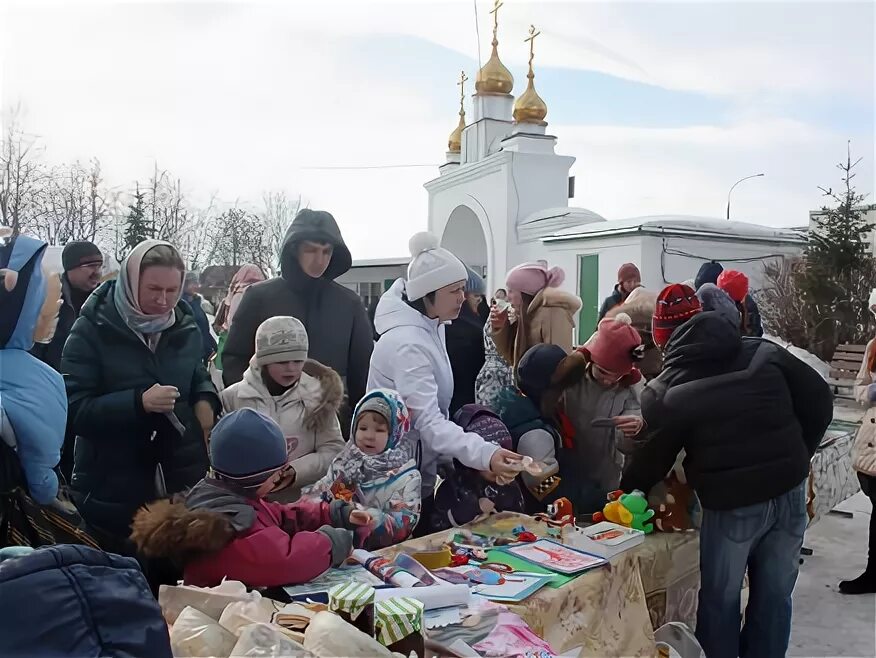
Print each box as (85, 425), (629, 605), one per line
(368, 233), (523, 535)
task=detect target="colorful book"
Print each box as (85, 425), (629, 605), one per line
(501, 539), (607, 575)
(567, 522), (645, 559)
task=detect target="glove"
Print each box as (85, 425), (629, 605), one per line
(329, 499), (357, 530)
(318, 525), (353, 567)
(867, 383), (876, 402)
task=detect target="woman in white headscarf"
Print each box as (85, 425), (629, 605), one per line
(61, 240), (220, 552)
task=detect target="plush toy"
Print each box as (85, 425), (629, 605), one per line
(619, 491), (655, 534)
(648, 472), (696, 532)
(593, 490), (655, 534)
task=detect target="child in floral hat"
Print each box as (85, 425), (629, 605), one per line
(304, 389), (421, 548)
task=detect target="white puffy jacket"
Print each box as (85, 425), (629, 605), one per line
(368, 279), (498, 494)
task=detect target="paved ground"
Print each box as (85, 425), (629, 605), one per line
(790, 492), (875, 657)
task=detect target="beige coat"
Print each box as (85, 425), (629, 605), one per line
(220, 359), (345, 500)
(494, 287), (582, 368)
(853, 339), (876, 476)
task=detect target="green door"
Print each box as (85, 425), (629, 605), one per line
(577, 254), (599, 344)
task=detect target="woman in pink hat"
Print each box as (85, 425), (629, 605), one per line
(490, 261), (581, 368)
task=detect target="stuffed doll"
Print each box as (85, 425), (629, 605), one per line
(595, 489), (655, 534)
(0, 230), (67, 505)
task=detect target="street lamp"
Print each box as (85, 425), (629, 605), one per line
(726, 173), (765, 220)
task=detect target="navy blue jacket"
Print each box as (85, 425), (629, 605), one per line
(0, 545), (172, 657)
(183, 292), (217, 363)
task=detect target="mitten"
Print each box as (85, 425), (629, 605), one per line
(317, 525), (353, 567)
(329, 499), (357, 530)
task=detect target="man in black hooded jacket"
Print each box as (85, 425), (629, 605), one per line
(622, 308), (832, 658)
(222, 210), (373, 427)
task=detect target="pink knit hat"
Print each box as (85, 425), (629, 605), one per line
(505, 261), (565, 297)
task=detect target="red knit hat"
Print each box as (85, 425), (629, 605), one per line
(584, 314), (644, 381)
(652, 284), (702, 348)
(618, 263), (641, 283)
(717, 270), (749, 303)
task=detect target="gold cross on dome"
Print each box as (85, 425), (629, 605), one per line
(525, 24), (541, 70)
(489, 0), (503, 40)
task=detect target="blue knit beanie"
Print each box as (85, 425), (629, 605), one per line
(210, 409), (288, 489)
(464, 266), (486, 295)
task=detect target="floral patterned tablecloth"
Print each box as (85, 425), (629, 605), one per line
(808, 420), (861, 524)
(379, 512), (701, 656)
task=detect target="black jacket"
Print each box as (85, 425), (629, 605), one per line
(61, 281), (218, 541)
(221, 210), (373, 409)
(182, 292), (217, 362)
(30, 274), (82, 371)
(597, 285), (625, 322)
(621, 312), (832, 511)
(446, 300), (488, 415)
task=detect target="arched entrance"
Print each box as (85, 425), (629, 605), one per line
(441, 205), (489, 277)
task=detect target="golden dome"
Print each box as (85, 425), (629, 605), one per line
(448, 114), (465, 153)
(513, 75), (547, 123)
(475, 0), (513, 95)
(448, 70), (468, 153)
(513, 25), (547, 124)
(476, 45), (514, 95)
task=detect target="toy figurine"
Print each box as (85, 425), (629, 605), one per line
(593, 489), (655, 534)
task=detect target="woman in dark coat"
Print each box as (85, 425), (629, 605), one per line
(446, 267), (489, 415)
(61, 240), (220, 552)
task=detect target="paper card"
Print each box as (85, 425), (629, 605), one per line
(502, 539), (607, 574)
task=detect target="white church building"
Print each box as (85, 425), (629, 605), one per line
(340, 15), (805, 341)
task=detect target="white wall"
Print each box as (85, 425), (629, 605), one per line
(336, 263), (406, 288)
(639, 235), (802, 292)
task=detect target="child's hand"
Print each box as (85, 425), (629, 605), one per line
(349, 510), (372, 527)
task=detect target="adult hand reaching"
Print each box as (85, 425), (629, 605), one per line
(613, 415), (645, 438)
(489, 448), (524, 482)
(194, 399), (216, 442)
(142, 384), (179, 414)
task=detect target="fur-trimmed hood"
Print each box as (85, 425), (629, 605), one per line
(224, 358), (344, 433)
(528, 286), (583, 316)
(605, 288), (656, 330)
(130, 480), (244, 562)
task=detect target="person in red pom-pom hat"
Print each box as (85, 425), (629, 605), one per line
(652, 284), (702, 349)
(716, 270), (748, 304)
(715, 270), (764, 338)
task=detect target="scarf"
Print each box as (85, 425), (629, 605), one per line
(113, 239), (183, 340)
(305, 389), (413, 495)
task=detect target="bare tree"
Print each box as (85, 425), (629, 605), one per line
(210, 206), (272, 271)
(260, 191), (301, 275)
(0, 111), (45, 236)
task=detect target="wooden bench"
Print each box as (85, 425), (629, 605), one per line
(828, 343), (867, 403)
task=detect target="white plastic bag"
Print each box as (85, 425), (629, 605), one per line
(160, 580), (262, 624)
(304, 611), (398, 658)
(229, 623), (314, 657)
(219, 599), (277, 635)
(170, 606), (238, 658)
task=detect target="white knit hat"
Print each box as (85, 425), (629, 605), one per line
(255, 316), (308, 365)
(405, 232), (467, 301)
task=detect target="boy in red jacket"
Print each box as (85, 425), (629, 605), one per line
(131, 409), (368, 588)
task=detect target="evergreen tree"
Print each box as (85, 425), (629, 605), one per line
(799, 142), (874, 357)
(123, 184), (151, 254)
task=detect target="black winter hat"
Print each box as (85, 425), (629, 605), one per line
(694, 261), (724, 289)
(62, 241), (103, 272)
(516, 343), (568, 410)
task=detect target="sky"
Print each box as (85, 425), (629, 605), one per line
(1, 0), (874, 258)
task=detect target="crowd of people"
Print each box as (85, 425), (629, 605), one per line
(0, 206), (871, 658)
